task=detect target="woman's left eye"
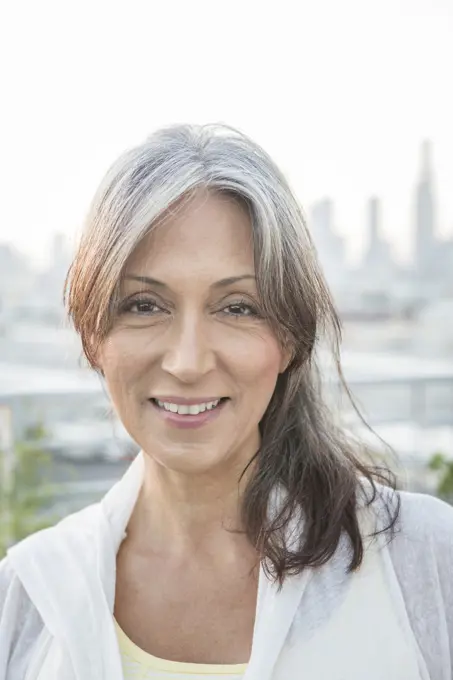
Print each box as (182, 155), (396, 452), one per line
(221, 303), (259, 318)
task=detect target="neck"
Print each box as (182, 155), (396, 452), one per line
(127, 451), (257, 559)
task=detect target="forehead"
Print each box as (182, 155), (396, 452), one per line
(124, 191), (255, 277)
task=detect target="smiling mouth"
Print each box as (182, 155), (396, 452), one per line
(150, 397), (229, 416)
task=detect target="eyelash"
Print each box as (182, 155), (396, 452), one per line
(119, 297), (261, 319)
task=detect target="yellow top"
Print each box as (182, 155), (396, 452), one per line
(115, 620), (247, 679)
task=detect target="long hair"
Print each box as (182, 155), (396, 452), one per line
(65, 124), (399, 583)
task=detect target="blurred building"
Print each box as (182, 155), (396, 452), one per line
(414, 140), (439, 279)
(412, 298), (453, 356)
(0, 244), (35, 317)
(339, 196), (398, 317)
(310, 198), (347, 289)
(33, 232), (73, 323)
(363, 196), (394, 279)
(0, 324), (81, 369)
(0, 361), (106, 440)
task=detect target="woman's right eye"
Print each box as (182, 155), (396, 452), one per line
(121, 299), (163, 315)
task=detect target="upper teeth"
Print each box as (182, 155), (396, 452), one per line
(156, 399), (221, 415)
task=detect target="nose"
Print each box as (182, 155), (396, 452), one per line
(161, 312), (216, 383)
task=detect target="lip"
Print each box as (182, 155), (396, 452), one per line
(149, 398), (228, 429)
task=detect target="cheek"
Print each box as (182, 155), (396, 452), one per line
(98, 334), (148, 397)
(229, 335), (284, 387)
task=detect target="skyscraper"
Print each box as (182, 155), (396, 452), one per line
(309, 198), (346, 286)
(363, 196), (393, 278)
(367, 196), (380, 260)
(414, 140), (437, 275)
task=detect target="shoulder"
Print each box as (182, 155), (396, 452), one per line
(359, 481), (453, 570)
(395, 488), (453, 551)
(399, 486), (453, 527)
(377, 486), (453, 591)
(362, 479), (453, 547)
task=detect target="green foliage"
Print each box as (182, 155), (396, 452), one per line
(23, 422), (48, 442)
(428, 451), (453, 503)
(0, 428), (58, 558)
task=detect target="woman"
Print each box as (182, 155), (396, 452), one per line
(1, 125), (452, 680)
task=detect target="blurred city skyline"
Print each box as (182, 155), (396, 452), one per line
(1, 0), (452, 267)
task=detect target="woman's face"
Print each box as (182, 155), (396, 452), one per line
(98, 192), (290, 476)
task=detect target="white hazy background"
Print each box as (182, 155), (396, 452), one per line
(0, 0), (452, 267)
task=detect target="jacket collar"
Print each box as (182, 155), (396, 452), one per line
(97, 452), (145, 608)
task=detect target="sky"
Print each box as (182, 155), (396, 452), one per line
(0, 0), (452, 268)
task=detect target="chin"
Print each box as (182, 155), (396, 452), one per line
(141, 442), (244, 477)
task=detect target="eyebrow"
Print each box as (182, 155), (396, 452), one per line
(125, 274), (256, 289)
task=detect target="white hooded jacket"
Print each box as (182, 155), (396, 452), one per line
(1, 453), (453, 679)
